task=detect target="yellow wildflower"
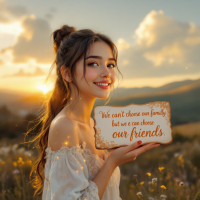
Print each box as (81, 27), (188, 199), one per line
(178, 156), (184, 162)
(13, 162), (17, 167)
(150, 189), (155, 192)
(140, 181), (144, 185)
(160, 185), (167, 189)
(158, 167), (165, 172)
(18, 157), (25, 165)
(146, 172), (151, 177)
(177, 155), (184, 167)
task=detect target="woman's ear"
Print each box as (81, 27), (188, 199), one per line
(61, 65), (72, 82)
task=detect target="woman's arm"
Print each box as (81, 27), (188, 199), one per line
(92, 156), (116, 199)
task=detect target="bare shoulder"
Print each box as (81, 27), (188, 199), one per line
(48, 116), (79, 151)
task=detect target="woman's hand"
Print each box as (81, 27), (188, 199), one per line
(108, 141), (160, 167)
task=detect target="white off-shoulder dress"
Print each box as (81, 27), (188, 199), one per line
(42, 141), (122, 200)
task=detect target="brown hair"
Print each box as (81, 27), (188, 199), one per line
(25, 24), (123, 197)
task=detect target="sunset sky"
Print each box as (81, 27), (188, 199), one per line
(0, 0), (200, 94)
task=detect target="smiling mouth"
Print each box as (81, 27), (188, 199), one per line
(93, 82), (111, 86)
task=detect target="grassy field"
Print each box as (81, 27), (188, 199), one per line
(172, 121), (200, 137)
(0, 122), (200, 200)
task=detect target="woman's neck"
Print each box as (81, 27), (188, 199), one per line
(63, 92), (96, 126)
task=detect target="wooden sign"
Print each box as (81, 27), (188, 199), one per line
(93, 101), (172, 150)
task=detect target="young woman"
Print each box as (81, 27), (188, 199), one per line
(29, 25), (160, 200)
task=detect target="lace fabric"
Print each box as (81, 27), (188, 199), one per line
(42, 141), (122, 200)
(44, 141), (109, 162)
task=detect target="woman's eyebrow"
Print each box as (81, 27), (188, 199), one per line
(85, 55), (116, 62)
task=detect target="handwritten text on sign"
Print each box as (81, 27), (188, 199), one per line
(93, 102), (172, 149)
(98, 108), (166, 141)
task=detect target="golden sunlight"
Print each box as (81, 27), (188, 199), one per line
(36, 84), (52, 94)
(0, 21), (24, 35)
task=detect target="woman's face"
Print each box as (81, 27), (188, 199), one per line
(74, 41), (116, 99)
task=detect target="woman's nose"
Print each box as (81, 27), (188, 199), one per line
(100, 65), (111, 78)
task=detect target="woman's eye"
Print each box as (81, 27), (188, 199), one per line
(88, 62), (98, 66)
(88, 62), (115, 68)
(108, 64), (115, 68)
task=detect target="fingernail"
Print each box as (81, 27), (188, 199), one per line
(137, 140), (142, 144)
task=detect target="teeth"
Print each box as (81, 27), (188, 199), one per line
(95, 83), (109, 86)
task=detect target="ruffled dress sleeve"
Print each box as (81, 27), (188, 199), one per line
(42, 144), (100, 200)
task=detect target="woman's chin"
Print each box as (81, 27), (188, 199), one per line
(97, 94), (110, 99)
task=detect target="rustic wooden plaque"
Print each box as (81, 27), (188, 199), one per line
(93, 101), (172, 150)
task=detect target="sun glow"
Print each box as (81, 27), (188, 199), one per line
(36, 84), (52, 94)
(0, 21), (24, 35)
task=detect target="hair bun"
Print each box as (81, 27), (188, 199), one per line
(52, 25), (76, 53)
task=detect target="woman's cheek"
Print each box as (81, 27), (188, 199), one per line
(111, 70), (116, 83)
(85, 69), (98, 81)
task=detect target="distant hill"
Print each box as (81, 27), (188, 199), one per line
(0, 78), (200, 126)
(0, 87), (48, 116)
(109, 78), (200, 99)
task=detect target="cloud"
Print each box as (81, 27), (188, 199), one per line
(1, 15), (54, 63)
(1, 66), (45, 78)
(116, 38), (130, 52)
(8, 5), (28, 17)
(45, 13), (54, 20)
(0, 59), (4, 65)
(0, 1), (28, 22)
(117, 10), (200, 79)
(45, 7), (57, 20)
